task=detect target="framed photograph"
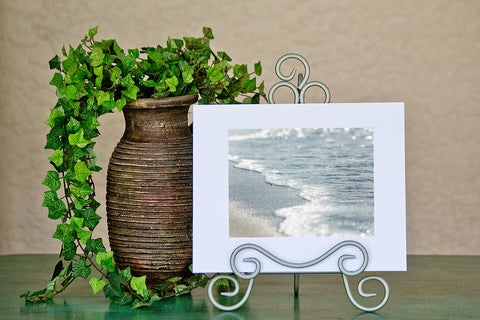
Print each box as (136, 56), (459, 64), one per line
(193, 103), (406, 274)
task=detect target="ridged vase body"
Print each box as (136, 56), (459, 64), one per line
(106, 94), (198, 284)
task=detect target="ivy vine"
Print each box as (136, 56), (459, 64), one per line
(21, 26), (266, 308)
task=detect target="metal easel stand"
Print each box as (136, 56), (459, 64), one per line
(208, 53), (389, 312)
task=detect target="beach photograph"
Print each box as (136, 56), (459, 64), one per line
(228, 128), (375, 238)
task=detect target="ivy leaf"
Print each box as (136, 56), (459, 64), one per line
(203, 27), (214, 40)
(130, 275), (147, 294)
(121, 85), (139, 101)
(128, 48), (139, 59)
(42, 190), (58, 208)
(178, 60), (191, 72)
(177, 60), (194, 83)
(52, 223), (74, 245)
(85, 117), (101, 130)
(109, 66), (122, 86)
(90, 46), (105, 67)
(121, 54), (137, 73)
(168, 277), (182, 284)
(66, 117), (81, 132)
(254, 61), (262, 76)
(241, 96), (252, 104)
(132, 299), (150, 309)
(73, 259), (91, 279)
(217, 51), (232, 61)
(70, 101), (81, 117)
(46, 277), (59, 296)
(77, 229), (93, 245)
(171, 64), (181, 77)
(63, 169), (76, 181)
(65, 84), (88, 101)
(104, 283), (123, 301)
(86, 238), (106, 254)
(259, 80), (265, 94)
(167, 37), (182, 50)
(89, 277), (106, 294)
(142, 288), (153, 299)
(73, 197), (88, 210)
(49, 73), (64, 90)
(85, 148), (100, 169)
(182, 69), (194, 84)
(48, 149), (64, 167)
(74, 161), (92, 182)
(49, 55), (61, 71)
(118, 293), (134, 306)
(70, 147), (86, 164)
(107, 271), (122, 292)
(50, 260), (64, 281)
(61, 241), (77, 260)
(62, 46), (75, 70)
(147, 50), (163, 64)
(233, 64), (248, 78)
(47, 199), (67, 220)
(70, 182), (94, 199)
(82, 207), (101, 230)
(88, 26), (98, 38)
(208, 68), (224, 84)
(72, 65), (88, 84)
(120, 74), (135, 88)
(217, 58), (231, 70)
(165, 76), (178, 92)
(65, 83), (77, 98)
(45, 109), (64, 128)
(45, 133), (63, 151)
(102, 100), (117, 112)
(115, 98), (127, 112)
(68, 129), (91, 148)
(93, 66), (104, 87)
(96, 251), (115, 272)
(64, 64), (78, 84)
(241, 77), (257, 92)
(174, 284), (189, 295)
(120, 267), (132, 281)
(70, 216), (84, 231)
(95, 90), (110, 107)
(162, 51), (179, 63)
(148, 294), (162, 305)
(42, 171), (61, 191)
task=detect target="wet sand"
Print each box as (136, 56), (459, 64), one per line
(229, 162), (306, 237)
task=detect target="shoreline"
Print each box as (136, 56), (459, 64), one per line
(229, 162), (307, 237)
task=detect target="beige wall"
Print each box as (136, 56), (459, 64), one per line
(0, 0), (479, 255)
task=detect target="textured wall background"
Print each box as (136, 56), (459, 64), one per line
(0, 0), (479, 255)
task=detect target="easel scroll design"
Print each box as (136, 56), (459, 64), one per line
(209, 241), (389, 312)
(268, 53), (331, 104)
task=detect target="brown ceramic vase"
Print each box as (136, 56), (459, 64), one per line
(106, 93), (198, 285)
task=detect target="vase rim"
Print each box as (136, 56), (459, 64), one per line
(125, 93), (199, 110)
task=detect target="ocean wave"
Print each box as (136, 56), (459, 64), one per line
(228, 128), (373, 142)
(233, 158), (265, 173)
(231, 155), (329, 201)
(231, 156), (302, 191)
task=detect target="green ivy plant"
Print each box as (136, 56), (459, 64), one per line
(21, 26), (266, 308)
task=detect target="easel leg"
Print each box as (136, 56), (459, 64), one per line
(294, 273), (300, 296)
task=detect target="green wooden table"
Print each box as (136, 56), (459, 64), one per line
(1, 254), (479, 319)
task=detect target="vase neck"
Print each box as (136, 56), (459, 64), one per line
(121, 97), (196, 143)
